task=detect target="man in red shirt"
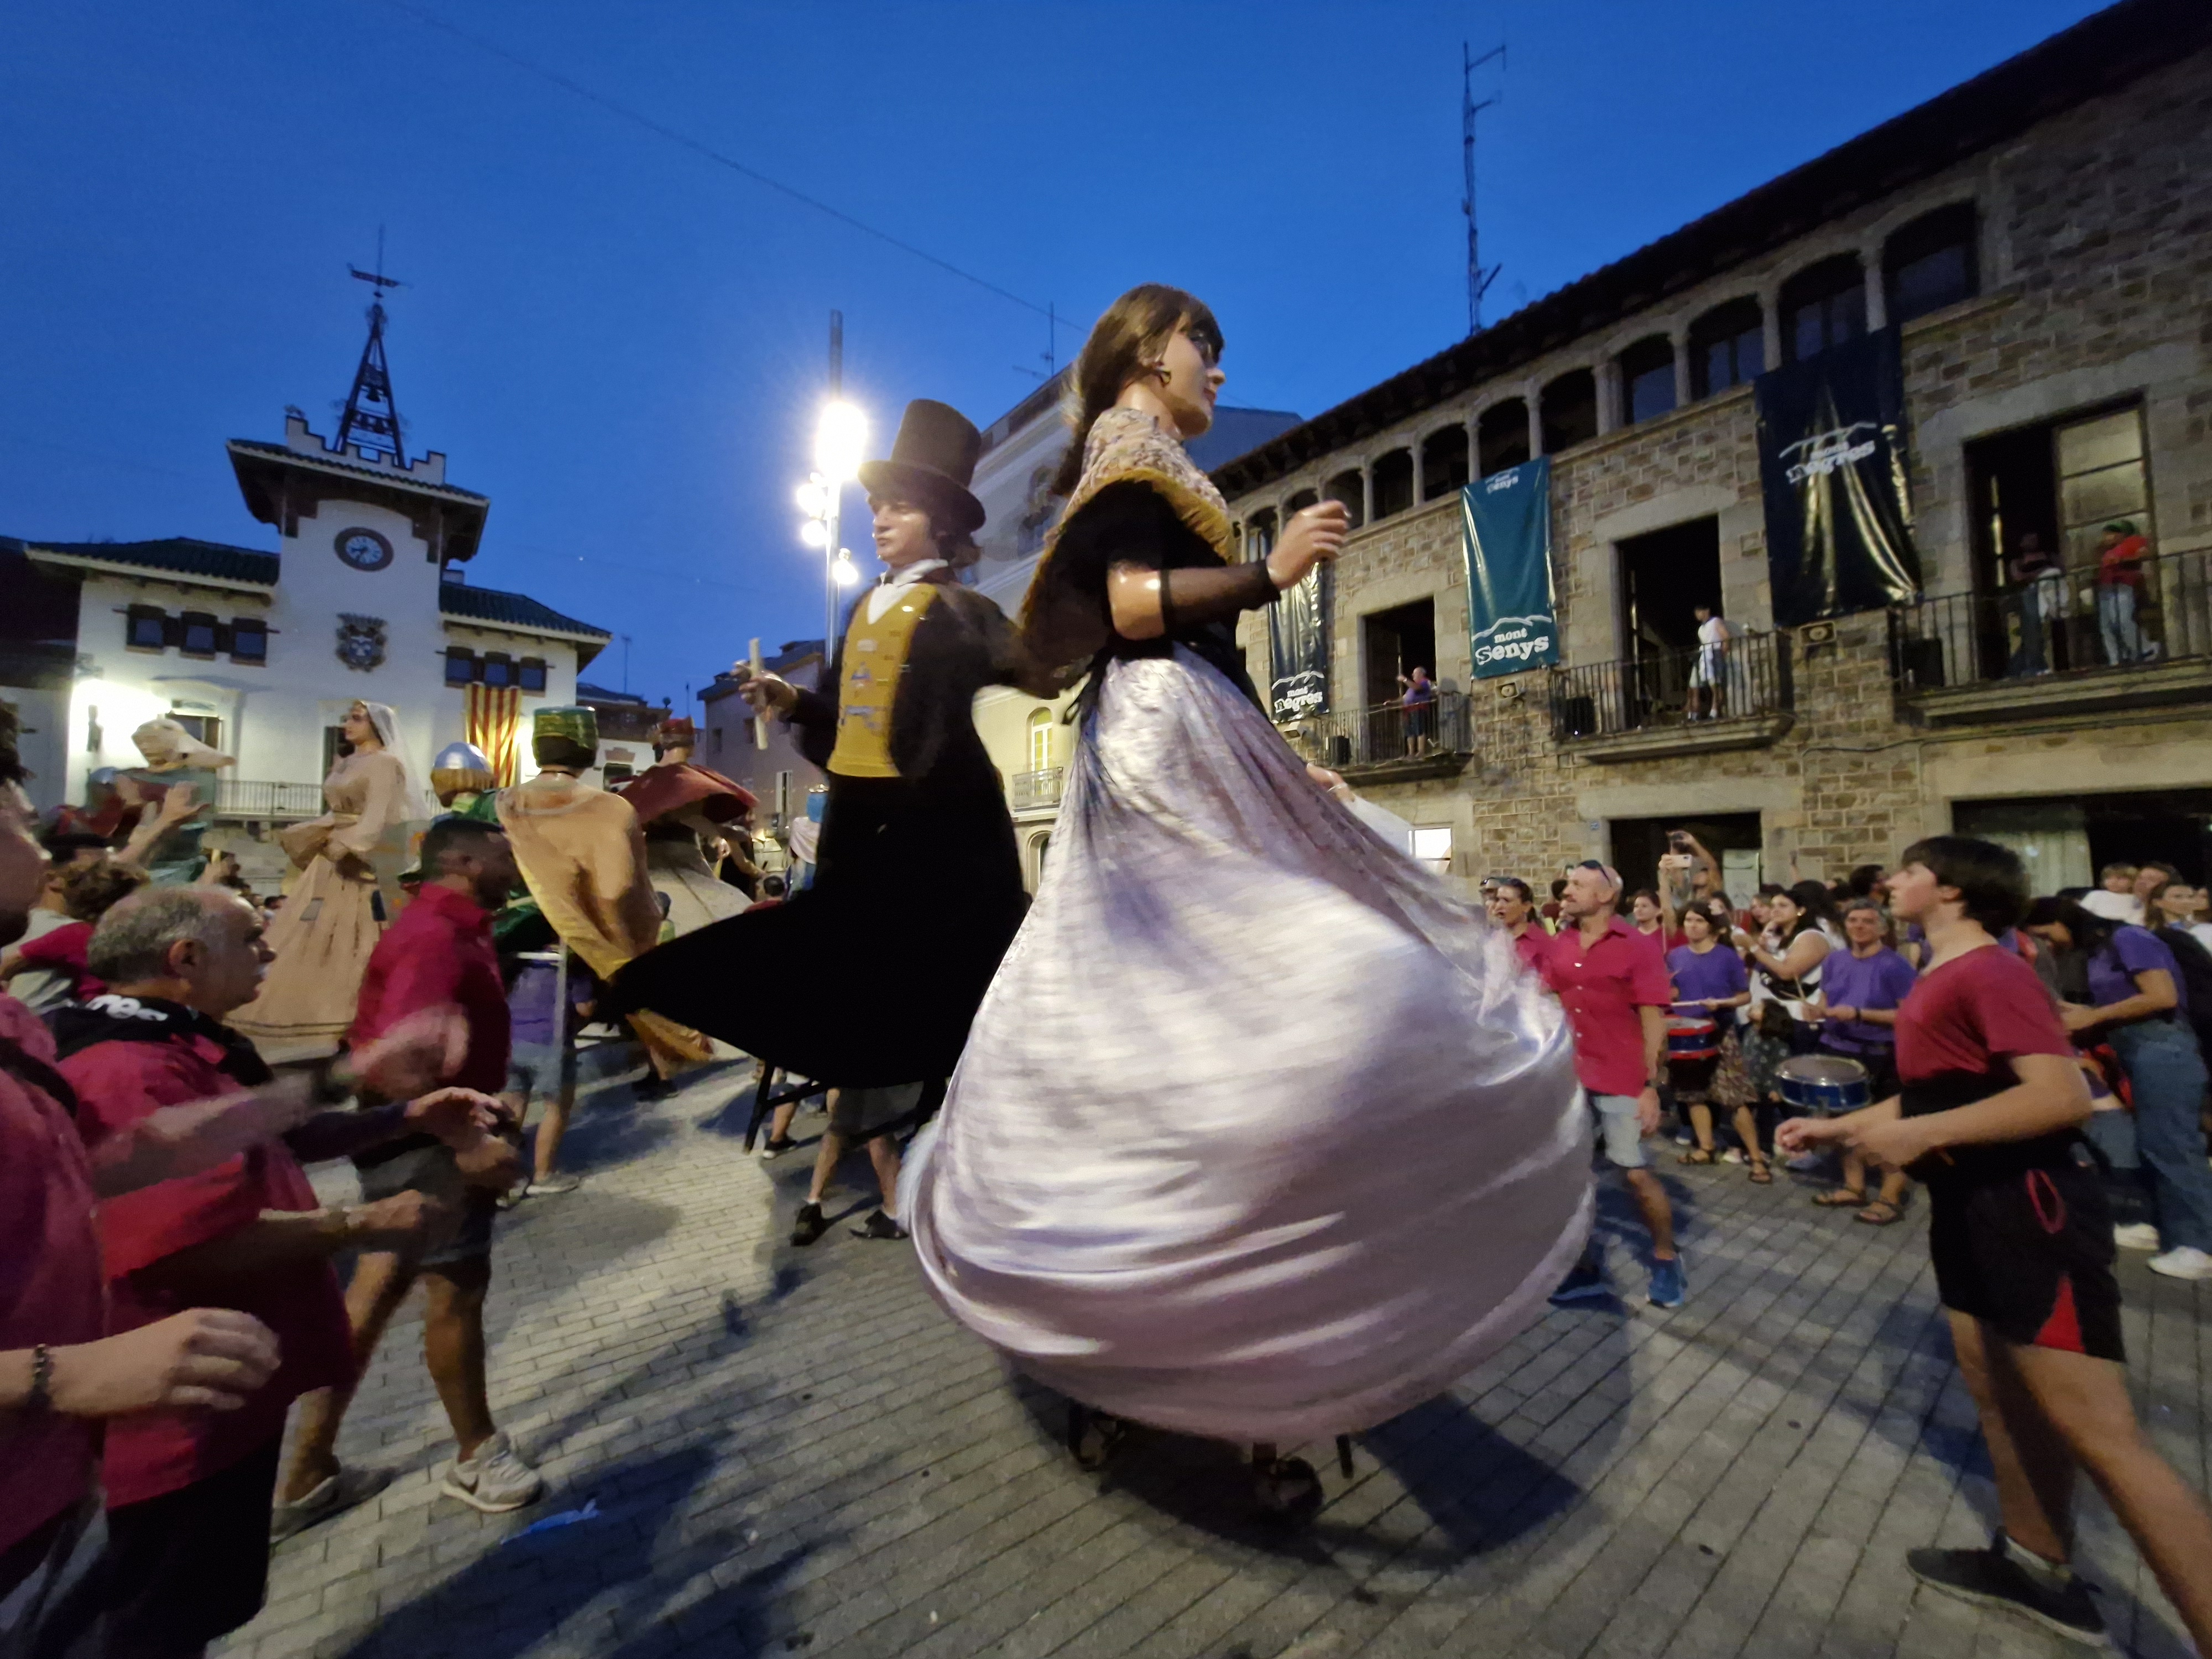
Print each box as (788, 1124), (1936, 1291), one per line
(50, 884), (492, 1656)
(1542, 861), (1685, 1308)
(281, 816), (541, 1531)
(1781, 837), (2212, 1652)
(1485, 878), (1551, 975)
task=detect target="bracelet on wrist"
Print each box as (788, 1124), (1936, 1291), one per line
(27, 1343), (54, 1412)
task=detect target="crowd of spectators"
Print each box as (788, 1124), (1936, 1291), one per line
(1489, 827), (2212, 1648)
(0, 705), (544, 1658)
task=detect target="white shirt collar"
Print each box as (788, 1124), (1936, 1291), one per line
(865, 559), (948, 622)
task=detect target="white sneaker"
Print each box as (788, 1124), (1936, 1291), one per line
(441, 1432), (545, 1512)
(2147, 1246), (2212, 1281)
(525, 1174), (581, 1197)
(2112, 1223), (2162, 1252)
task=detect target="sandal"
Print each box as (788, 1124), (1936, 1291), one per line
(1812, 1188), (1870, 1208)
(1855, 1198), (1905, 1226)
(1677, 1147), (1716, 1165)
(1747, 1162), (1774, 1185)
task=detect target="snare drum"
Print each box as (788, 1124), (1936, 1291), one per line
(1775, 1053), (1870, 1116)
(1666, 1015), (1719, 1062)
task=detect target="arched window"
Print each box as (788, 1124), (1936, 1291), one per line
(1421, 426), (1470, 499)
(1370, 450), (1414, 520)
(1616, 335), (1677, 426)
(1540, 369), (1598, 453)
(1026, 707), (1053, 774)
(1477, 399), (1531, 476)
(1246, 508), (1279, 561)
(1688, 298), (1764, 398)
(1885, 202), (1978, 325)
(1324, 471), (1365, 528)
(1285, 488), (1319, 514)
(1781, 254), (1865, 362)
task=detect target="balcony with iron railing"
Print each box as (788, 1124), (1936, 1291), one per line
(1011, 768), (1063, 812)
(1547, 630), (1794, 762)
(213, 779), (327, 820)
(1284, 693), (1479, 784)
(1888, 546), (2212, 723)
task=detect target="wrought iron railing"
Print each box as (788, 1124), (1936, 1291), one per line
(215, 779), (326, 819)
(1889, 547), (2212, 692)
(1547, 630), (1791, 742)
(1300, 693), (1474, 771)
(1011, 768), (1063, 811)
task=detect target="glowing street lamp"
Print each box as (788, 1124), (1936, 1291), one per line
(796, 400), (869, 646)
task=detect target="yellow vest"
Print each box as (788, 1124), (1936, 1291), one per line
(827, 585), (941, 778)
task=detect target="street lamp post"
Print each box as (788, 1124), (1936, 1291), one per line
(798, 402), (867, 656)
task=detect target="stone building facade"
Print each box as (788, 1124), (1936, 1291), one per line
(1214, 3), (2212, 900)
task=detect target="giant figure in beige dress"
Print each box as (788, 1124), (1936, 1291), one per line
(232, 701), (418, 1055)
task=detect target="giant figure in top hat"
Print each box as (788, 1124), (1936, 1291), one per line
(610, 399), (1068, 1233)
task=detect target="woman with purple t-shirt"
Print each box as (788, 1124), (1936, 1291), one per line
(1667, 905), (1750, 1164)
(2026, 897), (2212, 1282)
(1810, 899), (1922, 1224)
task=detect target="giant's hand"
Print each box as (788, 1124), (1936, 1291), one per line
(1266, 501), (1351, 590)
(738, 673), (799, 718)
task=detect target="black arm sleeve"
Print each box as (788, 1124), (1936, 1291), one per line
(283, 1101), (408, 1164)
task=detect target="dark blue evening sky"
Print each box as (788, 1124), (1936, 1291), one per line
(2, 1), (2100, 708)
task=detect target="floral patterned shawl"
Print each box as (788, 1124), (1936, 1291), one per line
(1020, 406), (1232, 633)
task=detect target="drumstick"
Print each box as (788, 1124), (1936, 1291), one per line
(749, 637), (768, 750)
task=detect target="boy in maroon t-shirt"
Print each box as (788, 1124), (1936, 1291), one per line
(1780, 837), (2212, 1651)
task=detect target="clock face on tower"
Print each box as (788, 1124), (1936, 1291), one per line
(333, 527), (394, 571)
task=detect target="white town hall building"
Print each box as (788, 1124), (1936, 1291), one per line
(1, 294), (609, 876)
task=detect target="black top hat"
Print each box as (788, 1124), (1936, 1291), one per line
(857, 400), (986, 536)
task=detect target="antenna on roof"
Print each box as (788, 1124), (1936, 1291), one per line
(338, 226), (409, 464)
(1463, 42), (1506, 336)
(1013, 302), (1059, 382)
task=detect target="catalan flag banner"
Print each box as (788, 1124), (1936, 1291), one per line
(464, 682), (523, 787)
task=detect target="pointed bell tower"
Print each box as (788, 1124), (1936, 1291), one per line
(335, 252), (406, 465)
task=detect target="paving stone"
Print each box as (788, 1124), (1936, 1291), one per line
(216, 1069), (2208, 1659)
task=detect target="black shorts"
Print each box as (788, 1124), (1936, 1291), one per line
(92, 1436), (283, 1650)
(356, 1139), (497, 1266)
(1927, 1154), (2125, 1362)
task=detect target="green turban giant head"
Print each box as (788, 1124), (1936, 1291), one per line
(532, 705), (598, 770)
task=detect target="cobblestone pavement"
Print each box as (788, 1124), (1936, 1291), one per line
(220, 1060), (2210, 1659)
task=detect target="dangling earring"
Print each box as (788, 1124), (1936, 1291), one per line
(1149, 363), (1172, 385)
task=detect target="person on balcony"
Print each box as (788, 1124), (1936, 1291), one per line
(2095, 519), (2153, 666)
(2004, 531), (2062, 677)
(231, 702), (421, 1058)
(1396, 666), (1436, 755)
(1689, 604), (1732, 721)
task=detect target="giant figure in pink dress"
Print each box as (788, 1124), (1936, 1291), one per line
(904, 285), (1590, 1509)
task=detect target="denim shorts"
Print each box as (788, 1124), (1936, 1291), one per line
(1589, 1091), (1648, 1170)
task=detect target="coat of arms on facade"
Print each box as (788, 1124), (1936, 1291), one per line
(336, 614), (388, 671)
